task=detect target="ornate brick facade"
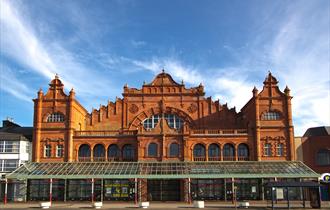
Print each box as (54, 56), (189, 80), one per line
(32, 71), (295, 163)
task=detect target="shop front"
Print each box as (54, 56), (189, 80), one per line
(4, 161), (320, 204)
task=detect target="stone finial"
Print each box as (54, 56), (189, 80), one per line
(252, 86), (258, 96)
(284, 85), (291, 96)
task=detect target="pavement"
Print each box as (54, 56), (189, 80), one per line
(0, 201), (330, 209)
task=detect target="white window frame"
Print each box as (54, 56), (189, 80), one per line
(56, 145), (63, 157)
(44, 145), (51, 158)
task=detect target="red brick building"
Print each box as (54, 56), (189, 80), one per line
(4, 70), (319, 203)
(33, 71), (295, 164)
(301, 127), (330, 200)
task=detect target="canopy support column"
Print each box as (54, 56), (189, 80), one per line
(49, 178), (53, 204)
(188, 178), (191, 204)
(4, 178), (8, 205)
(231, 178), (235, 204)
(134, 178), (138, 205)
(286, 187), (290, 209)
(101, 179), (103, 202)
(64, 179), (67, 202)
(91, 178), (94, 203)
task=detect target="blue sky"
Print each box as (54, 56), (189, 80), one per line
(0, 0), (329, 135)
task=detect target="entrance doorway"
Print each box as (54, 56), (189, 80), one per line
(147, 180), (180, 201)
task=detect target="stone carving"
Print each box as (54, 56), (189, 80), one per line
(129, 104), (139, 114)
(188, 103), (198, 113)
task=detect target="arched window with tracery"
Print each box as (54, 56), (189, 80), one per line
(78, 144), (91, 162)
(223, 143), (235, 161)
(238, 144), (249, 161)
(47, 112), (65, 122)
(193, 144), (206, 161)
(148, 143), (158, 157)
(108, 144), (120, 161)
(208, 144), (220, 161)
(169, 143), (179, 157)
(142, 114), (184, 130)
(93, 144), (105, 161)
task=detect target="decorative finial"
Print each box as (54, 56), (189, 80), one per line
(143, 81), (146, 85)
(253, 86), (258, 96)
(284, 85), (291, 95)
(124, 83), (128, 88)
(162, 69), (165, 73)
(181, 79), (184, 85)
(55, 73), (59, 79)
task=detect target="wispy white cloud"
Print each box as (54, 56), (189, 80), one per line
(0, 0), (114, 102)
(0, 64), (32, 103)
(132, 58), (203, 85)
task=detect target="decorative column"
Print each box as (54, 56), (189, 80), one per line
(284, 86), (295, 160)
(34, 89), (43, 162)
(253, 87), (261, 161)
(67, 89), (75, 162)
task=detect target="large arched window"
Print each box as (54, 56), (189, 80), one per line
(108, 144), (120, 161)
(316, 149), (330, 166)
(164, 114), (183, 129)
(169, 143), (179, 157)
(148, 143), (158, 157)
(208, 144), (220, 161)
(223, 143), (235, 161)
(193, 144), (206, 161)
(122, 144), (134, 161)
(142, 114), (184, 130)
(238, 144), (249, 160)
(47, 112), (65, 122)
(78, 144), (91, 161)
(261, 111), (280, 120)
(143, 115), (160, 129)
(93, 144), (105, 161)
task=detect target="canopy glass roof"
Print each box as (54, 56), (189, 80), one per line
(7, 161), (319, 179)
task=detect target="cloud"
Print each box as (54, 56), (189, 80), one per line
(132, 58), (203, 85)
(0, 64), (32, 103)
(0, 0), (114, 101)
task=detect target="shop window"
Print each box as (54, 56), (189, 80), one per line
(276, 143), (284, 156)
(264, 143), (272, 156)
(148, 143), (158, 157)
(261, 111), (280, 120)
(44, 145), (51, 157)
(56, 145), (63, 157)
(169, 143), (179, 157)
(316, 149), (330, 166)
(47, 112), (65, 122)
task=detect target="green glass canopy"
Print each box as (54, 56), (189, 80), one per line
(7, 161), (319, 180)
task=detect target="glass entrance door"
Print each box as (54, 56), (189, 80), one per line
(147, 179), (180, 201)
